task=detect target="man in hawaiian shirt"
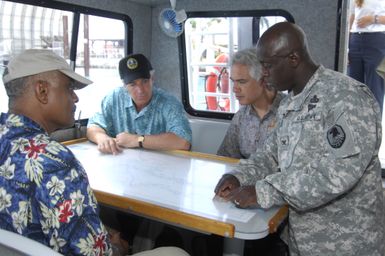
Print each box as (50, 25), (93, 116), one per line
(87, 53), (192, 154)
(0, 49), (189, 256)
(217, 47), (285, 159)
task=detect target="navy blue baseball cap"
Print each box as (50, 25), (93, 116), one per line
(119, 53), (153, 84)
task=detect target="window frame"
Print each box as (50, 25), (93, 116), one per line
(178, 9), (294, 120)
(2, 0), (133, 126)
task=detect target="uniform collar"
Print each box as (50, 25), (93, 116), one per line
(286, 65), (323, 112)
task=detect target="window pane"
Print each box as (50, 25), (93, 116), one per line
(0, 0), (73, 112)
(75, 14), (125, 119)
(183, 15), (287, 115)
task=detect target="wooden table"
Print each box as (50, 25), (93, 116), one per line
(65, 139), (288, 255)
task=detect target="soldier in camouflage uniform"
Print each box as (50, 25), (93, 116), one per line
(214, 22), (385, 256)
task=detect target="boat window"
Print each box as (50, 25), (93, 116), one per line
(179, 10), (294, 119)
(0, 0), (132, 121)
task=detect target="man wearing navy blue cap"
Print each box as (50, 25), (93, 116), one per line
(86, 53), (192, 253)
(119, 53), (153, 84)
(87, 53), (192, 154)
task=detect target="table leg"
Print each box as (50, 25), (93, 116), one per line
(223, 237), (244, 256)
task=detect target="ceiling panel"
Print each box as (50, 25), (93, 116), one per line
(127, 0), (170, 6)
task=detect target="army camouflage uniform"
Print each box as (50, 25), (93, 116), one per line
(232, 66), (385, 256)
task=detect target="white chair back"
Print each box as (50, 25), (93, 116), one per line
(0, 228), (62, 256)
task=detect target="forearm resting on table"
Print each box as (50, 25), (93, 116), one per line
(143, 132), (190, 151)
(87, 126), (111, 143)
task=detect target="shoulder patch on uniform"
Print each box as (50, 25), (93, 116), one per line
(327, 124), (345, 148)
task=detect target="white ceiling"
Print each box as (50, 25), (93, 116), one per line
(128, 0), (170, 6)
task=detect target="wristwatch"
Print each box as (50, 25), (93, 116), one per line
(138, 135), (145, 148)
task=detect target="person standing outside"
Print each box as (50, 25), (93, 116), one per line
(87, 53), (191, 154)
(215, 22), (384, 256)
(217, 48), (284, 159)
(349, 0), (385, 112)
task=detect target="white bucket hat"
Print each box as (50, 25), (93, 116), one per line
(2, 49), (92, 89)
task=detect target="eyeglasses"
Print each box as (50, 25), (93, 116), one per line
(260, 51), (294, 70)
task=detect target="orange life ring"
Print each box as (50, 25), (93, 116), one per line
(205, 53), (230, 111)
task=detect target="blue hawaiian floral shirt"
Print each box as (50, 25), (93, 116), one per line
(87, 86), (192, 143)
(0, 113), (112, 256)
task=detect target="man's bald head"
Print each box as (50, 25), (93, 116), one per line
(257, 22), (309, 59)
(256, 22), (317, 95)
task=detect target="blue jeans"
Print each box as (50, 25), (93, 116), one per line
(348, 32), (385, 112)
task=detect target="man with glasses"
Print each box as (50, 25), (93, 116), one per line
(87, 53), (191, 154)
(214, 22), (384, 256)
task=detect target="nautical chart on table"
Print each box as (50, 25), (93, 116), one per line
(68, 141), (258, 223)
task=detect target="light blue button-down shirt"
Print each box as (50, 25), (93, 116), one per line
(87, 86), (192, 142)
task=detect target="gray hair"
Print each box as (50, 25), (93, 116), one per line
(230, 48), (262, 81)
(4, 71), (60, 107)
(3, 76), (29, 99)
